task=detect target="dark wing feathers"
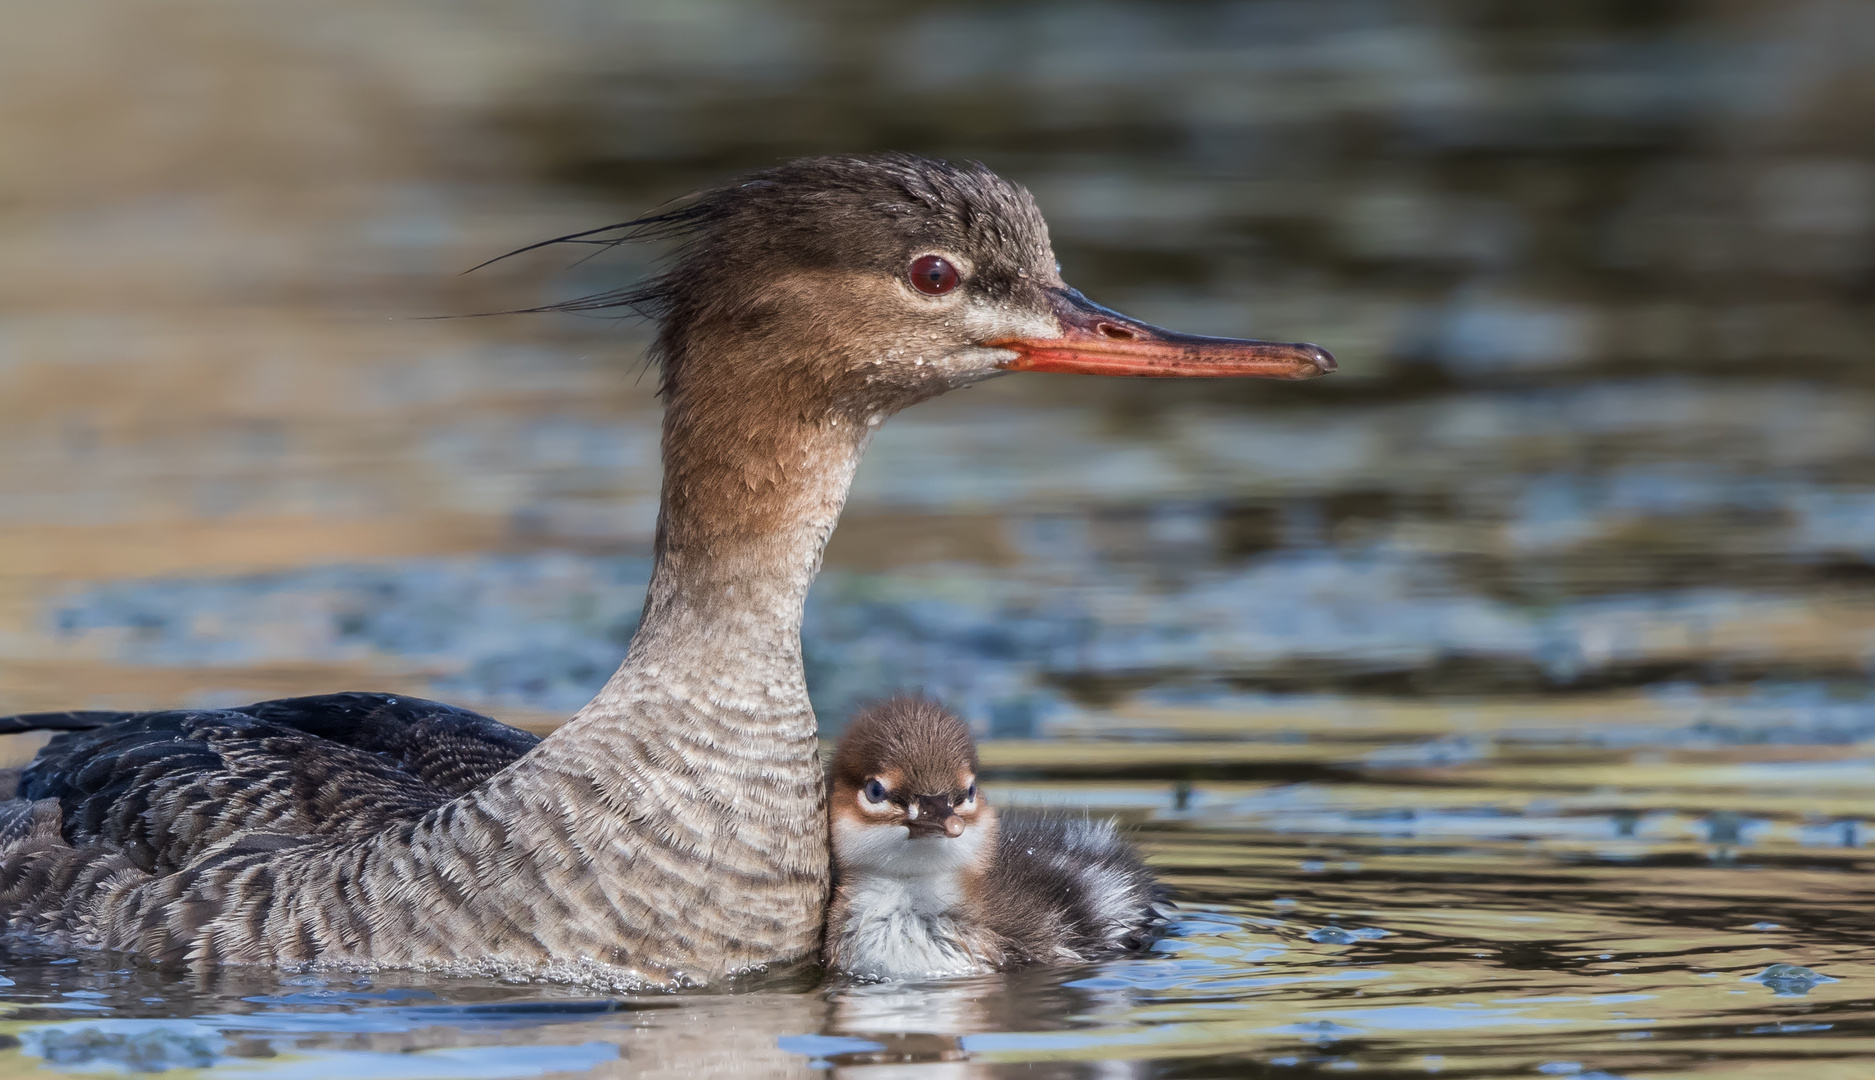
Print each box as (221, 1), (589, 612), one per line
(7, 693), (540, 874)
(236, 692), (539, 793)
(0, 710), (124, 736)
(980, 813), (1167, 963)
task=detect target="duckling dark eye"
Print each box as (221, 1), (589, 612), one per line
(909, 255), (958, 296)
(965, 783), (977, 803)
(863, 779), (888, 804)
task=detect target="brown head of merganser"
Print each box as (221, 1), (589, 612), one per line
(0, 154), (1321, 989)
(826, 698), (1164, 980)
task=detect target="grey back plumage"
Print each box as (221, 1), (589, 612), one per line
(0, 694), (542, 964)
(15, 694), (535, 866)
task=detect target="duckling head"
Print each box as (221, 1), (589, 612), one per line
(829, 697), (996, 879)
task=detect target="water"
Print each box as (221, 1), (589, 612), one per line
(6, 755), (1875, 1076)
(3, 0), (1875, 1075)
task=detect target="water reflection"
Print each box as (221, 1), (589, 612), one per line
(7, 811), (1874, 1077)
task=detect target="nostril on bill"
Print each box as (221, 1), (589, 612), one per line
(1096, 322), (1136, 340)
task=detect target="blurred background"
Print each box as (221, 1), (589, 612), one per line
(3, 0), (1872, 742)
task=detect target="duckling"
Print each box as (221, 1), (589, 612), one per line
(825, 697), (1164, 981)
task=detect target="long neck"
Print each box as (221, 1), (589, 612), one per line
(382, 388), (873, 984)
(591, 396), (867, 737)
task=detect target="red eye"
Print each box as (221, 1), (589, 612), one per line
(909, 255), (959, 295)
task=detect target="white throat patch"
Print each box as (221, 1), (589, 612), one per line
(831, 818), (995, 980)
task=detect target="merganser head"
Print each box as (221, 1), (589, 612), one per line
(829, 697), (995, 877)
(508, 153), (1335, 424)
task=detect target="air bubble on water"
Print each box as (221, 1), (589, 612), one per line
(1308, 926), (1390, 944)
(1744, 964), (1838, 997)
(281, 974), (327, 987)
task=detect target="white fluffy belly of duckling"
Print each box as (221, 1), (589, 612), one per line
(834, 876), (994, 980)
(831, 821), (998, 980)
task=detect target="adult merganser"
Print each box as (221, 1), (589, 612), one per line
(0, 153), (1330, 988)
(825, 697), (1163, 981)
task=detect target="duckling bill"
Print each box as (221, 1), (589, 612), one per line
(826, 698), (1164, 980)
